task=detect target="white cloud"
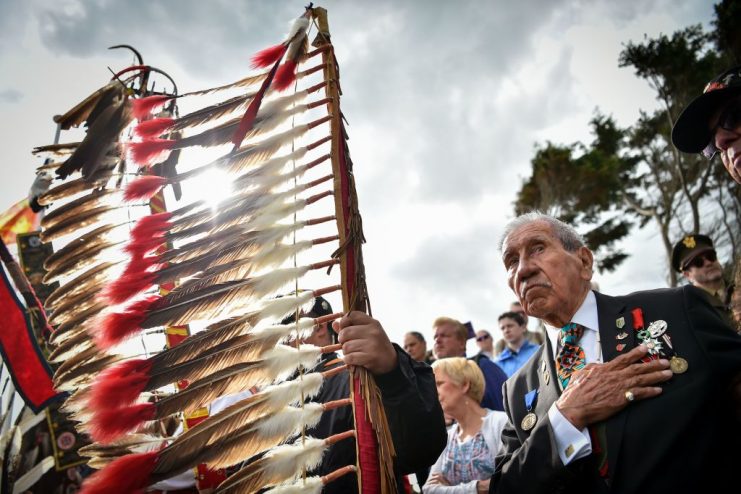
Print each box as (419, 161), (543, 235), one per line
(0, 0), (717, 351)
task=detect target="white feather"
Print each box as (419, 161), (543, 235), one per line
(263, 477), (324, 494)
(263, 344), (322, 381)
(232, 147), (308, 190)
(285, 16), (310, 45)
(256, 403), (324, 438)
(254, 317), (316, 341)
(265, 437), (327, 478)
(263, 372), (324, 409)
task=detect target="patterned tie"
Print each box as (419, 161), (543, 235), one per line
(555, 323), (610, 479)
(555, 322), (586, 390)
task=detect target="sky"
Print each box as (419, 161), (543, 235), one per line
(0, 0), (716, 355)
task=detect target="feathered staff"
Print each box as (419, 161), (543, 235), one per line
(30, 5), (397, 494)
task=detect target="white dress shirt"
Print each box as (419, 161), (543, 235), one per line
(544, 290), (601, 466)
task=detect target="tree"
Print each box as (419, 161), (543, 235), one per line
(514, 115), (636, 273)
(515, 4), (741, 286)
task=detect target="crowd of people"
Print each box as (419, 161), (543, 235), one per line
(323, 64), (741, 493)
(149, 64), (741, 494)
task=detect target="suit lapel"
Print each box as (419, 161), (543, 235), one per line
(594, 291), (632, 480)
(537, 334), (561, 413)
(595, 291), (632, 362)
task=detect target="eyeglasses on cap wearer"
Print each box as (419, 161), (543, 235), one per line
(702, 100), (741, 159)
(683, 250), (718, 270)
(476, 334), (491, 342)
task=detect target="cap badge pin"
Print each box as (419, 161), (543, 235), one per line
(616, 317), (625, 329)
(682, 236), (696, 248)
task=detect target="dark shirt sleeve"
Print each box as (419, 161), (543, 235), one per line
(374, 344), (447, 474)
(476, 357), (507, 411)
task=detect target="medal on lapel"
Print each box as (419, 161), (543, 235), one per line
(521, 389), (538, 431)
(631, 310), (687, 372)
(653, 325), (688, 374)
(632, 308), (661, 362)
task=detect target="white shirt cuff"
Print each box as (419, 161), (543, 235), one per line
(548, 404), (592, 465)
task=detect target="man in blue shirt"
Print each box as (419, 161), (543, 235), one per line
(495, 311), (540, 377)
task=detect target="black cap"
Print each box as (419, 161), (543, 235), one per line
(672, 65), (741, 156)
(671, 234), (715, 272)
(281, 295), (333, 323)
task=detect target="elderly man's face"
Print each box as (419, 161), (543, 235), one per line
(712, 98), (741, 184)
(502, 221), (593, 327)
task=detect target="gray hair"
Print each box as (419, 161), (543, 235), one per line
(499, 212), (586, 252)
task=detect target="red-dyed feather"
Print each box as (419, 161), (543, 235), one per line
(132, 95), (173, 120)
(231, 57), (282, 149)
(102, 270), (158, 304)
(96, 296), (160, 349)
(124, 176), (168, 202)
(89, 403), (156, 443)
(273, 60), (298, 91)
(251, 43), (287, 68)
(124, 237), (166, 258)
(79, 450), (157, 494)
(134, 117), (175, 139)
(128, 139), (175, 168)
(121, 254), (161, 278)
(130, 213), (173, 241)
(89, 359), (153, 410)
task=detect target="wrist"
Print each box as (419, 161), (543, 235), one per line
(556, 400), (586, 430)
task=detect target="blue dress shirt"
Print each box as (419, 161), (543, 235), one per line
(495, 340), (540, 377)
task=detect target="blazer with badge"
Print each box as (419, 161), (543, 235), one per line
(489, 286), (741, 494)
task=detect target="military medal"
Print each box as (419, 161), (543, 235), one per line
(521, 389), (538, 431)
(647, 320), (667, 338)
(670, 356), (688, 374)
(659, 331), (688, 374)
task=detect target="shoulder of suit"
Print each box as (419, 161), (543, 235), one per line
(601, 286), (687, 304)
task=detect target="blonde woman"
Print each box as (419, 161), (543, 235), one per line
(424, 358), (508, 493)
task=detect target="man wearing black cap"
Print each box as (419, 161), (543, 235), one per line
(672, 65), (741, 183)
(672, 233), (735, 326)
(285, 296), (446, 493)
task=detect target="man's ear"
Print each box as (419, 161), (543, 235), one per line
(577, 246), (594, 281)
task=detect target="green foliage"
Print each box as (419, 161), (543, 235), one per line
(515, 1), (741, 284)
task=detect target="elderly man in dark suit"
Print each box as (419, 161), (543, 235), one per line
(489, 212), (741, 493)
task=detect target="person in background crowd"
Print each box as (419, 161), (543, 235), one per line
(475, 330), (494, 360)
(404, 331), (435, 364)
(672, 64), (741, 184)
(424, 358), (508, 494)
(494, 311), (540, 377)
(401, 330), (438, 490)
(489, 211), (741, 493)
(672, 233), (735, 327)
(432, 317), (507, 411)
(280, 297), (447, 494)
(494, 302), (544, 355)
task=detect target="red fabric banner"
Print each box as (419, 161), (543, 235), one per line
(0, 265), (58, 412)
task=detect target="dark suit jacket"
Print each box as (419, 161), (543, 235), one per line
(490, 286), (741, 493)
